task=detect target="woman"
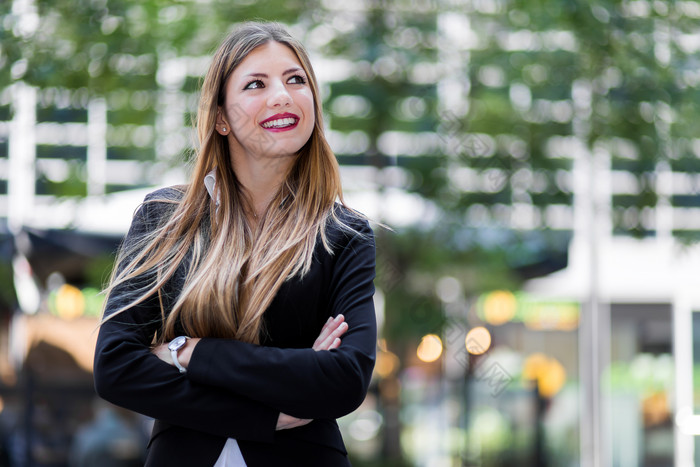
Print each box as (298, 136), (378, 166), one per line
(93, 21), (377, 466)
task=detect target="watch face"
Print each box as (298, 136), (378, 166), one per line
(168, 336), (187, 351)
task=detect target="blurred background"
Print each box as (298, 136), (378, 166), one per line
(1, 0), (699, 465)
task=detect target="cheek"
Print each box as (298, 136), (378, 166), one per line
(301, 93), (316, 128)
(225, 100), (258, 132)
(302, 91), (315, 113)
(302, 110), (315, 140)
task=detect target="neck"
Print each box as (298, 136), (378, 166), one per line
(230, 154), (294, 220)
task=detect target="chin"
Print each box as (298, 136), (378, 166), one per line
(269, 137), (310, 157)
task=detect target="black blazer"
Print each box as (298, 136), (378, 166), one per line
(93, 187), (377, 466)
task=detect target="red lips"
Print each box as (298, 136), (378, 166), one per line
(260, 112), (299, 125)
(259, 112), (300, 132)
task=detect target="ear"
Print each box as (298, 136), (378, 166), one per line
(215, 108), (230, 136)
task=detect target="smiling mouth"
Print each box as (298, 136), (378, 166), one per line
(261, 117), (299, 129)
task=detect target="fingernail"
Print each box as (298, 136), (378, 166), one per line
(334, 315), (342, 322)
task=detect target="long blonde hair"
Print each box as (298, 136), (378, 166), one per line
(102, 21), (350, 344)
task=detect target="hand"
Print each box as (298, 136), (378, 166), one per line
(276, 412), (312, 430)
(275, 315), (349, 430)
(312, 314), (348, 351)
(151, 338), (200, 369)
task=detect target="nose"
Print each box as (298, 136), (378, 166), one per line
(267, 81), (292, 107)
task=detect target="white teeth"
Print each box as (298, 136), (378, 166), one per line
(261, 117), (297, 128)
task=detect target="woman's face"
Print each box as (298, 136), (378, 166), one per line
(218, 41), (315, 163)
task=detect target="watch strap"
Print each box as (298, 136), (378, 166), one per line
(171, 347), (187, 373)
(169, 337), (189, 374)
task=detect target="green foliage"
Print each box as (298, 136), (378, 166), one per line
(0, 255), (16, 312)
(84, 252), (117, 290)
(3, 0), (694, 351)
(4, 3), (695, 464)
(376, 224), (523, 343)
(2, 0), (313, 95)
(462, 0), (697, 240)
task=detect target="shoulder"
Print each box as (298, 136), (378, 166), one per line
(135, 185), (187, 226)
(325, 203), (375, 250)
(141, 185), (187, 211)
(332, 202), (372, 229)
(143, 185), (187, 204)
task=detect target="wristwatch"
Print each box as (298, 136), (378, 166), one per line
(168, 336), (189, 373)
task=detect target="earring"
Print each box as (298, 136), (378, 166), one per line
(222, 127), (226, 132)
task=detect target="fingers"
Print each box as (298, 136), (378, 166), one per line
(276, 413), (312, 430)
(313, 315), (344, 350)
(281, 418), (311, 430)
(328, 337), (341, 350)
(317, 323), (347, 350)
(318, 315), (343, 341)
(312, 314), (348, 351)
(276, 413), (293, 430)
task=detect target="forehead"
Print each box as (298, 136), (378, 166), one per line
(233, 41), (303, 76)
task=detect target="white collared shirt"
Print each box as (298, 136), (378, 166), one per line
(213, 438), (247, 466)
(204, 169), (220, 207)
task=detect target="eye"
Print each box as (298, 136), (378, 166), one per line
(287, 75), (307, 85)
(244, 79), (264, 90)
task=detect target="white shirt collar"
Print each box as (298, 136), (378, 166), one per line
(204, 169), (219, 206)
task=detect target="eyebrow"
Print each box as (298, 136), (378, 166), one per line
(243, 67), (305, 79)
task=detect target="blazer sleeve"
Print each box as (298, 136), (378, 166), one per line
(93, 192), (279, 443)
(186, 217), (377, 420)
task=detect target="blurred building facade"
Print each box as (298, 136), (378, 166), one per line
(2, 1), (700, 466)
(445, 2), (700, 467)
